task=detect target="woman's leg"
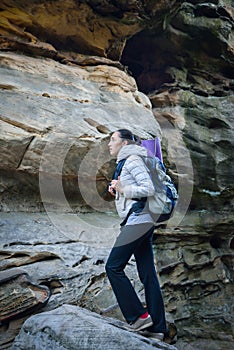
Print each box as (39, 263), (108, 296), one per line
(105, 223), (153, 323)
(134, 228), (168, 334)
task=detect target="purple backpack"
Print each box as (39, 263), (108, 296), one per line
(141, 137), (163, 162)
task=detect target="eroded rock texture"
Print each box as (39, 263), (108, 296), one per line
(0, 0), (180, 59)
(0, 268), (50, 323)
(0, 213), (178, 350)
(12, 304), (178, 350)
(0, 1), (233, 350)
(0, 51), (158, 211)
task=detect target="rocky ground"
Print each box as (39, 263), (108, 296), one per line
(1, 211), (178, 350)
(0, 211), (233, 350)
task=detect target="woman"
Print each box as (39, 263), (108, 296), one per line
(105, 129), (168, 340)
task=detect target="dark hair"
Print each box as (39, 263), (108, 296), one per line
(117, 129), (141, 145)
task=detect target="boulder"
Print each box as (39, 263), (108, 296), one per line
(12, 304), (178, 350)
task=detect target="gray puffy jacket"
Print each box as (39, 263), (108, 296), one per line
(115, 144), (155, 219)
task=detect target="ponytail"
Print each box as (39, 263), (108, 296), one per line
(117, 129), (141, 145)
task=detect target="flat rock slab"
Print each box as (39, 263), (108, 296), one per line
(12, 304), (178, 350)
(0, 211), (120, 248)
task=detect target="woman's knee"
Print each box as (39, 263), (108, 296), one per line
(105, 261), (111, 275)
(105, 259), (122, 277)
(105, 260), (114, 276)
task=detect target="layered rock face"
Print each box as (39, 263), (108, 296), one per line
(0, 51), (158, 212)
(0, 1), (233, 350)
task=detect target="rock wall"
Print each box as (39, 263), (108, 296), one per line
(0, 1), (233, 349)
(0, 51), (158, 211)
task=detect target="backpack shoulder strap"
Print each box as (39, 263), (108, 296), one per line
(101, 159), (127, 198)
(112, 159), (127, 180)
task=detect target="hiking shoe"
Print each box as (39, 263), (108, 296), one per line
(140, 330), (164, 341)
(127, 315), (153, 332)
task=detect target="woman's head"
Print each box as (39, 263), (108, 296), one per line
(108, 129), (141, 156)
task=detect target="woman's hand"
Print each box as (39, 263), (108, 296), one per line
(108, 177), (123, 196)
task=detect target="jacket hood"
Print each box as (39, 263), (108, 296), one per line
(117, 144), (148, 162)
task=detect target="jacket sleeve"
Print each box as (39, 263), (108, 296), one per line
(121, 155), (155, 199)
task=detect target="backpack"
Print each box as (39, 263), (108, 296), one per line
(142, 155), (178, 223)
(113, 155), (178, 225)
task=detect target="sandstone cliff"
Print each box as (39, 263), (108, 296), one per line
(0, 1), (233, 349)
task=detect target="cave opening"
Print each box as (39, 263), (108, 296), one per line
(120, 30), (175, 94)
(210, 235), (223, 249)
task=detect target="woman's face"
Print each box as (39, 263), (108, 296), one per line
(108, 131), (127, 157)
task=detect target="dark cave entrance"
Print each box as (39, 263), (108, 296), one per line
(120, 29), (175, 94)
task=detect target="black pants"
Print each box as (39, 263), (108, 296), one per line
(105, 223), (167, 333)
